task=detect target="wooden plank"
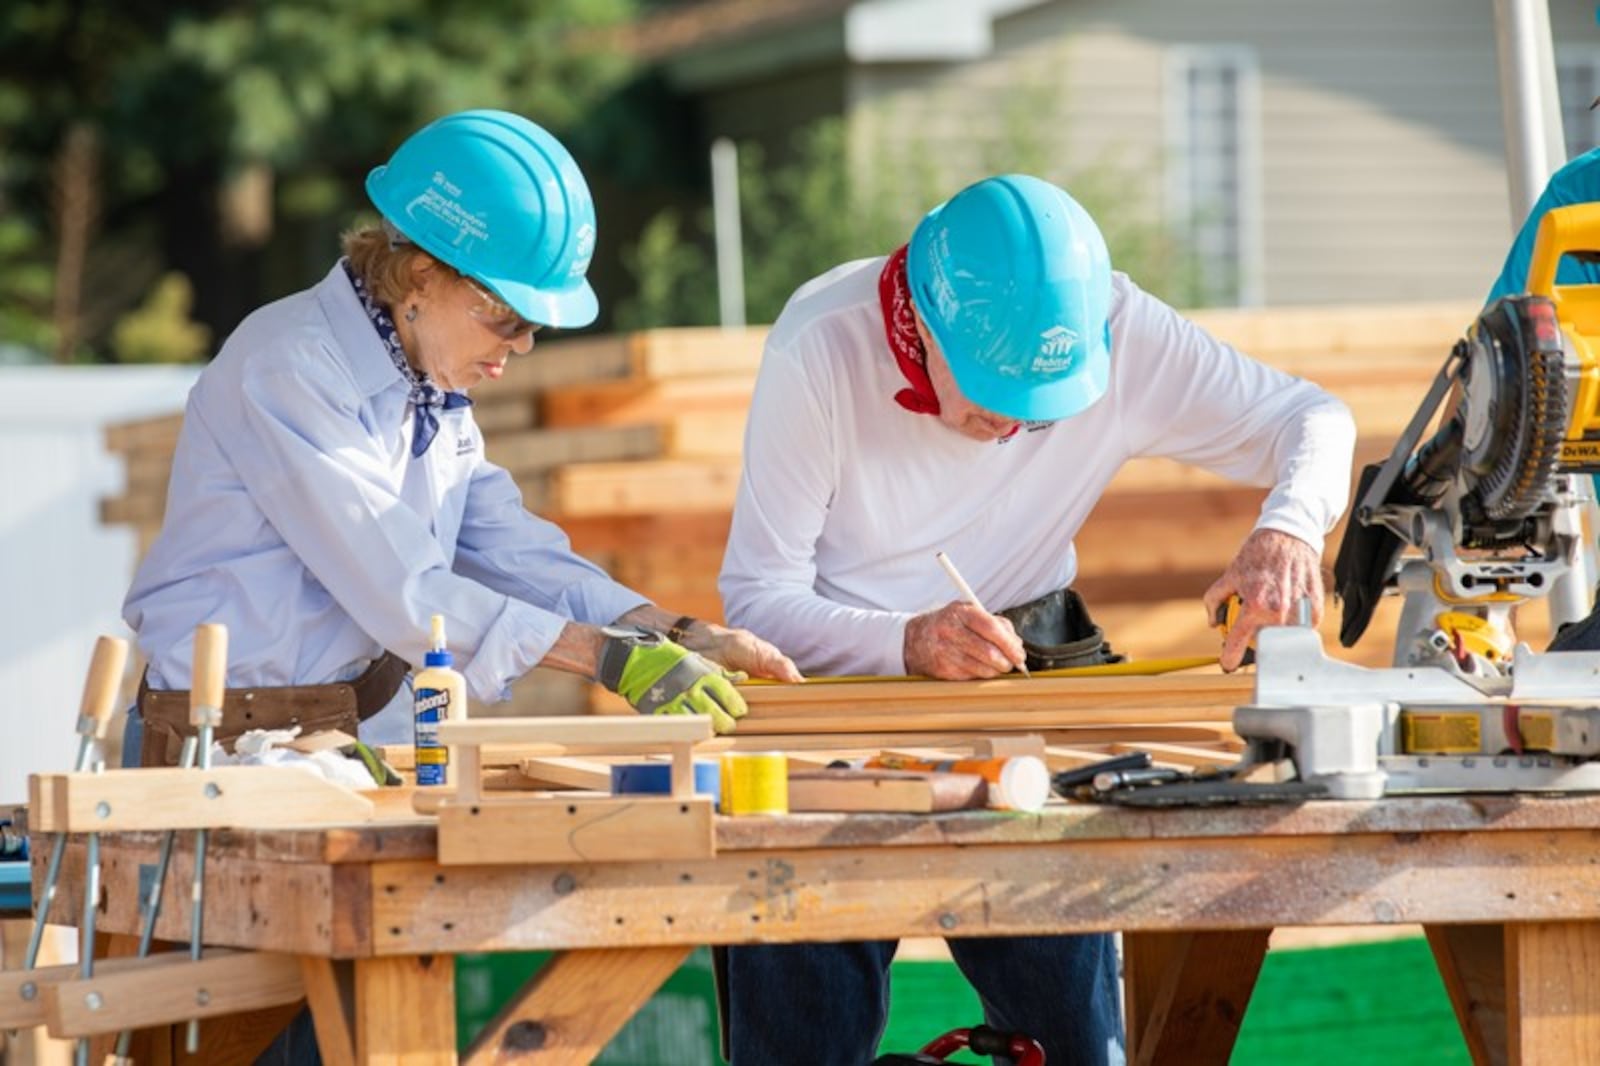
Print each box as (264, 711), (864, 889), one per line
(0, 919), (73, 1066)
(41, 951), (303, 1037)
(100, 490), (167, 527)
(104, 414), (183, 453)
(369, 828), (1600, 954)
(786, 769), (987, 813)
(489, 424), (662, 475)
(1124, 929), (1270, 1066)
(629, 327), (767, 378)
(517, 756), (615, 792)
(0, 951), (207, 1030)
(545, 458), (743, 517)
(435, 796), (715, 865)
(1186, 302), (1475, 358)
(354, 955), (455, 1065)
(469, 398), (537, 435)
(41, 841), (356, 958)
(539, 377), (753, 429)
(171, 1001), (307, 1065)
(1111, 742), (1236, 771)
(559, 512), (732, 556)
(1506, 921), (1600, 1065)
(437, 715), (711, 748)
(462, 946), (691, 1066)
(740, 673), (1247, 711)
(1426, 923), (1508, 1066)
(382, 724), (1241, 771)
(499, 335), (632, 392)
(300, 957), (358, 1066)
(659, 410), (747, 459)
(30, 767), (374, 833)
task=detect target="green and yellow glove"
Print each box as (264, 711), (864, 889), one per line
(596, 626), (748, 734)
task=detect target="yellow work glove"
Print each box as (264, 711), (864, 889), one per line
(596, 626), (748, 734)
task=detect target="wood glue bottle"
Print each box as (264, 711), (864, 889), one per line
(413, 614), (465, 786)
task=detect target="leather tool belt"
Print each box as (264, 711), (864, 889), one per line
(136, 651), (411, 768)
(997, 587), (1124, 672)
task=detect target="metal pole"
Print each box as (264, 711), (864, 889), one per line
(1492, 0), (1559, 224)
(711, 137), (746, 329)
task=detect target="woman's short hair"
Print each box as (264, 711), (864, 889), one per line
(341, 225), (433, 307)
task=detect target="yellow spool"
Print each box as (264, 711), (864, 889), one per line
(721, 752), (789, 816)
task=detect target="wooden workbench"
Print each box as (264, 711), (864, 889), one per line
(32, 793), (1600, 1065)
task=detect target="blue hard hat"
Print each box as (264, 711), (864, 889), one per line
(366, 109), (598, 329)
(908, 174), (1112, 421)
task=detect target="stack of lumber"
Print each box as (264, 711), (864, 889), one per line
(101, 302), (1492, 716)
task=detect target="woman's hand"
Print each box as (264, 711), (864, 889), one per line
(613, 607), (804, 683)
(678, 621), (805, 683)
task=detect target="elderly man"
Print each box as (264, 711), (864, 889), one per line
(718, 174), (1355, 1064)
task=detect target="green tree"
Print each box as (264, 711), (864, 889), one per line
(111, 272), (211, 364)
(0, 0), (639, 358)
(618, 114), (1203, 329)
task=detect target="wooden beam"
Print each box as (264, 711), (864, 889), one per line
(41, 951), (303, 1038)
(628, 327), (766, 378)
(545, 458), (743, 517)
(435, 796), (715, 865)
(1506, 921), (1600, 1065)
(0, 951), (205, 1030)
(299, 957), (357, 1066)
(462, 946), (691, 1066)
(659, 410), (747, 459)
(1124, 929), (1270, 1066)
(369, 828), (1600, 955)
(30, 767), (374, 833)
(539, 377), (753, 430)
(437, 715), (711, 748)
(1111, 742), (1237, 771)
(488, 424), (662, 476)
(354, 955), (455, 1065)
(518, 757), (615, 792)
(1427, 923), (1508, 1066)
(786, 770), (987, 813)
(379, 724), (1241, 771)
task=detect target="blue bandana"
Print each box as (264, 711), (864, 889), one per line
(342, 259), (472, 458)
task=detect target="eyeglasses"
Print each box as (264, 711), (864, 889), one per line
(458, 275), (540, 341)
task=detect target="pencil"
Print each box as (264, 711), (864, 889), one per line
(934, 551), (1031, 678)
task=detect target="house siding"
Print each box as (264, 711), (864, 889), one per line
(842, 0), (1572, 307)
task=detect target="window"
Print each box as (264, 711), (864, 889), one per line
(1166, 46), (1262, 306)
(1557, 51), (1600, 160)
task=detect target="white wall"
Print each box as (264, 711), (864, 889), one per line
(0, 366), (199, 799)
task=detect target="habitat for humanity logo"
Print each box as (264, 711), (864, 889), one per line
(1032, 325), (1078, 372)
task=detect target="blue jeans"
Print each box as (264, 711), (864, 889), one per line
(122, 710), (324, 1065)
(725, 934), (1124, 1066)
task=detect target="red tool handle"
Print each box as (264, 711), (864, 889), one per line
(920, 1025), (1046, 1066)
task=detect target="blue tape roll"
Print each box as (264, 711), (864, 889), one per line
(611, 761), (722, 809)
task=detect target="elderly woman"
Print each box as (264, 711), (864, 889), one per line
(123, 109), (798, 768)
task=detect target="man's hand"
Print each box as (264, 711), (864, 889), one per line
(607, 635), (748, 734)
(904, 601), (1028, 679)
(1203, 528), (1324, 671)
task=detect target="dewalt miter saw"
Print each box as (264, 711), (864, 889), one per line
(1103, 205), (1600, 806)
(1334, 202), (1600, 676)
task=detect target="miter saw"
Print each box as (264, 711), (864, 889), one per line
(1334, 201), (1600, 676)
(1108, 205), (1600, 805)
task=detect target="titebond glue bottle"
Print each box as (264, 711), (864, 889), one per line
(413, 614), (465, 786)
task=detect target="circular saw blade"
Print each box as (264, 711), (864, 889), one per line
(1458, 296), (1568, 523)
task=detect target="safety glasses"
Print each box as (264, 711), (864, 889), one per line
(458, 275), (540, 341)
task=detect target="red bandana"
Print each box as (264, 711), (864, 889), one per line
(877, 245), (941, 415)
(877, 245), (1022, 441)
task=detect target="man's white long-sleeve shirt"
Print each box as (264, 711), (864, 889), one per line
(720, 258), (1356, 677)
(125, 264), (647, 712)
